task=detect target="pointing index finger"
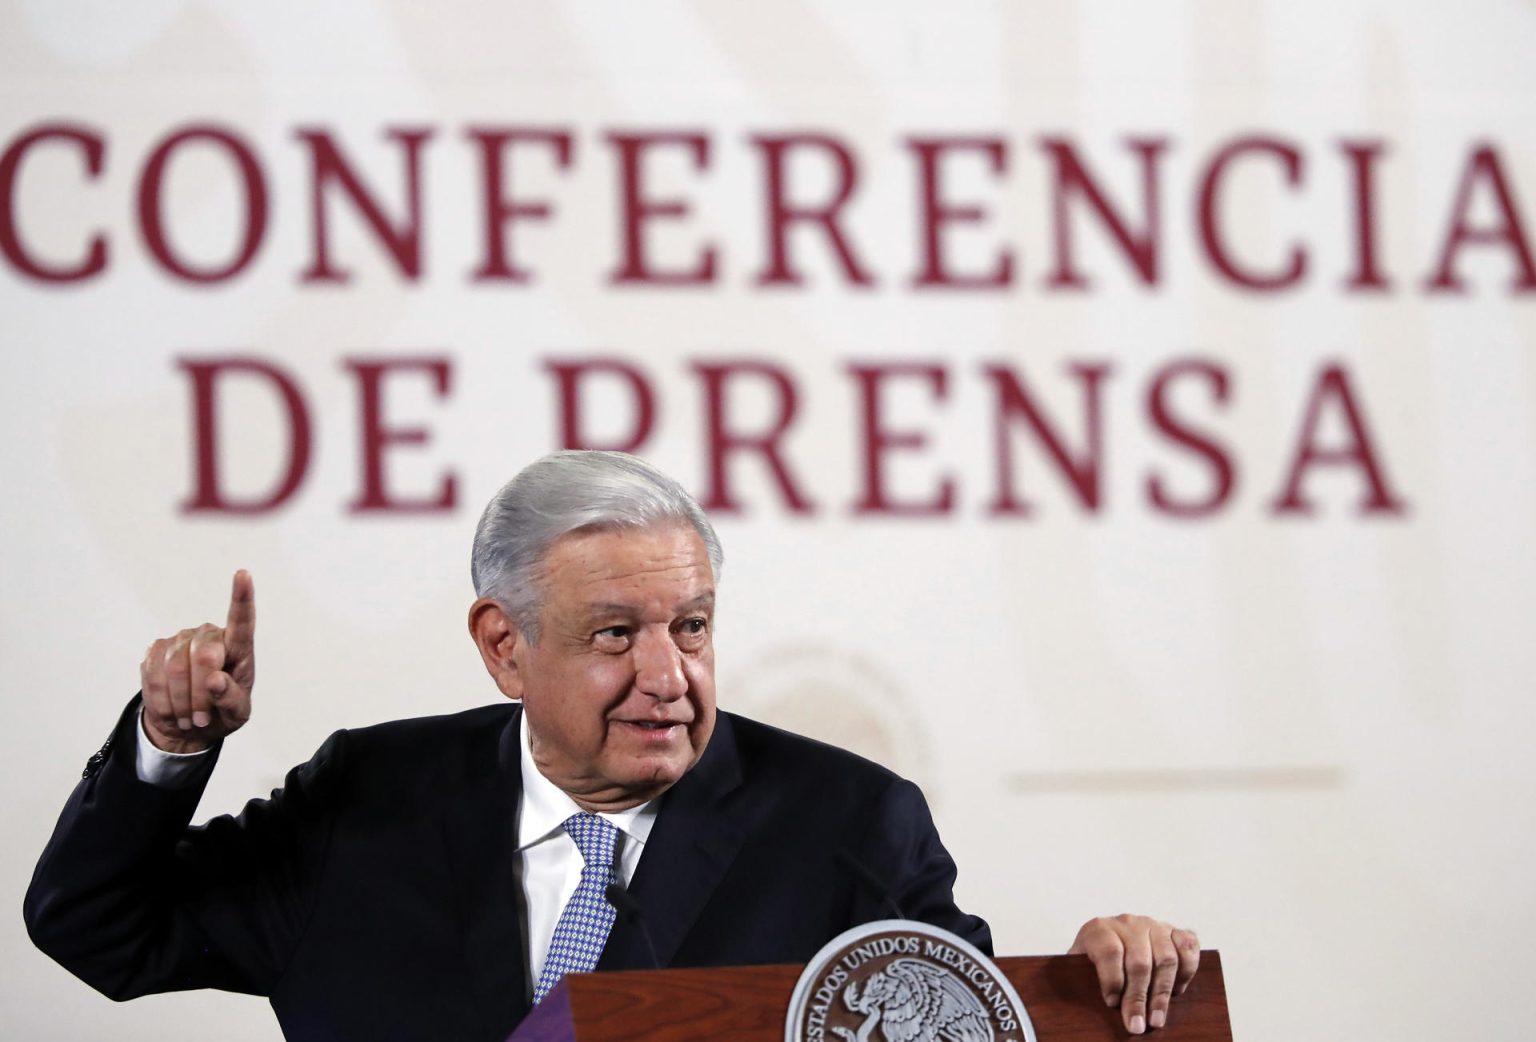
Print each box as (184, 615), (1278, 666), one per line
(225, 569), (256, 657)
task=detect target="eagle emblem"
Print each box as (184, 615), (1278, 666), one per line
(785, 921), (1033, 1042)
(830, 958), (994, 1042)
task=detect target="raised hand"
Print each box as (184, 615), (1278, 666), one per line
(1069, 914), (1200, 1035)
(139, 571), (256, 754)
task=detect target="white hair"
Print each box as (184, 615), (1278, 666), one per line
(470, 451), (724, 641)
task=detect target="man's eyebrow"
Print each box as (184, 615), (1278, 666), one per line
(581, 592), (714, 618)
(583, 602), (641, 619)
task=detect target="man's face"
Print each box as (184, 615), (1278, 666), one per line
(505, 524), (717, 811)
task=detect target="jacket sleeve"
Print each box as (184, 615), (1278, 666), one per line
(855, 775), (994, 955)
(23, 697), (339, 1001)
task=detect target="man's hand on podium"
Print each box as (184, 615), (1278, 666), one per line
(139, 570), (256, 754)
(1070, 914), (1200, 1035)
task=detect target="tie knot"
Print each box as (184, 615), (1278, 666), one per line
(563, 813), (618, 869)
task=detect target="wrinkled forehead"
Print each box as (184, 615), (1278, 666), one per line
(537, 522), (716, 607)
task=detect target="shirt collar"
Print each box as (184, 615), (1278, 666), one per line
(515, 708), (658, 850)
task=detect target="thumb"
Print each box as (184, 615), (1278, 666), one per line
(205, 670), (252, 728)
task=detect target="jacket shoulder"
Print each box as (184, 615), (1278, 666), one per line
(339, 701), (516, 751)
(284, 702), (518, 807)
(717, 710), (903, 794)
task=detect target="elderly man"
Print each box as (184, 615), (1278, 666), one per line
(26, 451), (1198, 1041)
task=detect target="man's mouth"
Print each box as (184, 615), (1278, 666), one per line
(617, 719), (688, 736)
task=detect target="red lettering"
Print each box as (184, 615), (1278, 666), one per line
(466, 127), (573, 283)
(138, 125), (267, 284)
(752, 133), (874, 288)
(1041, 136), (1167, 288)
(848, 363), (954, 515)
(178, 357), (312, 514)
(545, 358), (656, 453)
(1198, 136), (1307, 291)
(1271, 363), (1406, 515)
(984, 363), (1110, 515)
(1145, 359), (1235, 517)
(607, 132), (716, 285)
(1339, 139), (1390, 291)
(907, 136), (1013, 288)
(345, 357), (456, 513)
(0, 123), (107, 282)
(692, 360), (813, 514)
(297, 126), (433, 284)
(1425, 144), (1536, 293)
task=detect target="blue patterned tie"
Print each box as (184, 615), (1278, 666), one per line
(532, 813), (620, 1004)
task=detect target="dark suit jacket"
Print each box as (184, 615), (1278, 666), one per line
(25, 699), (990, 1042)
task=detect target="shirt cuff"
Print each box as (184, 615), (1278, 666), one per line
(135, 706), (214, 788)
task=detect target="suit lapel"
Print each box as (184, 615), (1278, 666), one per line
(437, 705), (531, 1036)
(597, 711), (747, 971)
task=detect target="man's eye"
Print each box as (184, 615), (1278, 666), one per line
(594, 626), (631, 643)
(678, 618), (708, 636)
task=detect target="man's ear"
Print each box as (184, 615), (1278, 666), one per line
(468, 597), (526, 701)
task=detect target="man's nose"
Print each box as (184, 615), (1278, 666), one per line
(632, 632), (687, 700)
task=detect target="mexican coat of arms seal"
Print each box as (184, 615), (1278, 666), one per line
(785, 921), (1037, 1042)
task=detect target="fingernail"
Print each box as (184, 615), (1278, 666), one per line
(1129, 1015), (1146, 1035)
(1150, 1010), (1166, 1029)
(192, 711), (211, 728)
(177, 717), (192, 730)
(1105, 994), (1119, 1008)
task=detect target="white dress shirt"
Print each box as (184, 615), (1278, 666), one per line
(134, 709), (214, 787)
(133, 707), (659, 995)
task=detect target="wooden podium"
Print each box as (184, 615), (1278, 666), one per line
(510, 951), (1231, 1042)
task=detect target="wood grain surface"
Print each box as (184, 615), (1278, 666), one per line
(512, 951), (1231, 1042)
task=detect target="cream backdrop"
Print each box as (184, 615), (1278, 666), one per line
(4, 3), (1535, 1041)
